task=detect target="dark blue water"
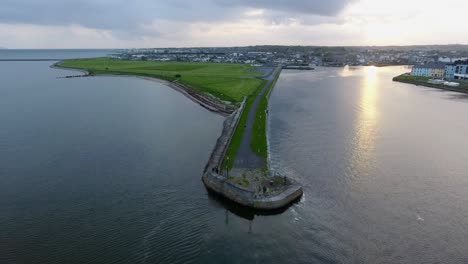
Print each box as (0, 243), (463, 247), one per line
(0, 55), (227, 263)
(2, 51), (468, 263)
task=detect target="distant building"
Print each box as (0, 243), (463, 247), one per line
(439, 56), (452, 63)
(445, 63), (456, 80)
(446, 60), (468, 80)
(411, 63), (445, 79)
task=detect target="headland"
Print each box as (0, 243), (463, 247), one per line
(55, 58), (303, 211)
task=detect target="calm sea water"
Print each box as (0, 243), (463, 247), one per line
(269, 66), (468, 263)
(1, 51), (468, 263)
(0, 49), (113, 60)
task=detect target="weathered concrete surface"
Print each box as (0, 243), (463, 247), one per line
(202, 171), (303, 210)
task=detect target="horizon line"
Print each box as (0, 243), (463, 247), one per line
(2, 44), (468, 50)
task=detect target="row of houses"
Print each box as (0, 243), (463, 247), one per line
(411, 60), (468, 80)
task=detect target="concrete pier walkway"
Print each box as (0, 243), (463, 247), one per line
(234, 66), (281, 168)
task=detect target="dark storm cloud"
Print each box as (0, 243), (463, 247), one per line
(215, 0), (355, 16)
(0, 0), (354, 30)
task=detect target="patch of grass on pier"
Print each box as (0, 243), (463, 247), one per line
(59, 58), (263, 103)
(251, 73), (280, 158)
(228, 175), (250, 188)
(222, 80), (267, 170)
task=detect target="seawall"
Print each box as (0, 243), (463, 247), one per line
(204, 98), (247, 173)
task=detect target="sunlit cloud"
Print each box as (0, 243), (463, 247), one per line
(0, 0), (467, 48)
(244, 9), (265, 17)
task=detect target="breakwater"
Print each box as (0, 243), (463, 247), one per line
(202, 68), (303, 210)
(0, 59), (65, 61)
(58, 74), (90, 79)
(54, 61), (302, 210)
(204, 98), (247, 173)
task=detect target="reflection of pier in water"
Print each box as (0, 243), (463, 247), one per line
(224, 209), (253, 234)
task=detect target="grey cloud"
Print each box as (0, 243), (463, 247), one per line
(215, 0), (355, 16)
(0, 0), (236, 29)
(0, 0), (354, 34)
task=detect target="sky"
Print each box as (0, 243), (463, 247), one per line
(0, 0), (467, 48)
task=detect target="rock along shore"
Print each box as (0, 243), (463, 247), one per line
(52, 62), (235, 116)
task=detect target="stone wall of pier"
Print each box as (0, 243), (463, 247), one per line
(202, 171), (303, 210)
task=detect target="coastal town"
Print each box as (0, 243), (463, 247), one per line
(113, 45), (468, 89)
(113, 45), (468, 68)
(411, 60), (468, 82)
(394, 58), (468, 90)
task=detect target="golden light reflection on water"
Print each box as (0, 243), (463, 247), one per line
(361, 66), (378, 119)
(350, 66), (379, 175)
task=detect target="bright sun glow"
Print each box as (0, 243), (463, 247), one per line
(350, 66), (379, 174)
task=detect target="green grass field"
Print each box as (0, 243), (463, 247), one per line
(59, 58), (263, 103)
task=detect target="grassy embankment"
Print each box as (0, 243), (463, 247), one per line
(393, 74), (468, 92)
(59, 58), (263, 104)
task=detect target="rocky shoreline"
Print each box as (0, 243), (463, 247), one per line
(52, 62), (235, 116)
